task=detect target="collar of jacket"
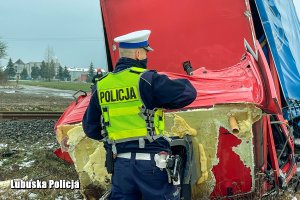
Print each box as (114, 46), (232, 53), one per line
(114, 57), (146, 73)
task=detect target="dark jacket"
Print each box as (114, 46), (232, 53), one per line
(82, 57), (197, 153)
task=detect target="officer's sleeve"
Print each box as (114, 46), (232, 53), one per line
(152, 72), (197, 109)
(82, 90), (103, 140)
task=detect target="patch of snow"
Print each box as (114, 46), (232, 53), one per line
(74, 194), (79, 199)
(45, 132), (53, 135)
(14, 189), (27, 195)
(74, 191), (83, 200)
(28, 193), (38, 199)
(16, 147), (25, 151)
(47, 142), (54, 145)
(0, 143), (8, 148)
(46, 143), (56, 149)
(4, 90), (15, 94)
(19, 160), (35, 168)
(55, 196), (64, 200)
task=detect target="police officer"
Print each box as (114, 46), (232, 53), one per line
(82, 30), (196, 200)
(91, 68), (104, 92)
(92, 68), (104, 85)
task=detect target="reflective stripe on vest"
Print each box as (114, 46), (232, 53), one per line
(96, 67), (165, 143)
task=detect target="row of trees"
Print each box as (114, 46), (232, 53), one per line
(1, 58), (71, 81)
(28, 62), (71, 81)
(55, 65), (71, 81)
(0, 42), (98, 83)
(0, 44), (71, 82)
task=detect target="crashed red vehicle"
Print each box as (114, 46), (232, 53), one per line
(55, 0), (300, 199)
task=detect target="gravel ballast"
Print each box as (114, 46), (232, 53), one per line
(0, 120), (82, 199)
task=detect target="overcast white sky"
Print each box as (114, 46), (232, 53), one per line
(0, 1), (299, 70)
(0, 0), (107, 69)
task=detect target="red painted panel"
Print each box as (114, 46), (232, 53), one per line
(54, 94), (92, 129)
(100, 0), (255, 73)
(54, 148), (73, 164)
(269, 49), (282, 107)
(261, 115), (296, 191)
(56, 52), (279, 127)
(284, 164), (297, 184)
(256, 40), (281, 114)
(164, 54), (263, 109)
(211, 127), (252, 197)
(266, 115), (280, 185)
(274, 115), (296, 185)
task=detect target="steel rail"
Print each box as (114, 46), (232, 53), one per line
(0, 111), (63, 120)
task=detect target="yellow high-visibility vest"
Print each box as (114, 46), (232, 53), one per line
(96, 67), (165, 145)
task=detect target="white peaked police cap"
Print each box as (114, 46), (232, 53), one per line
(114, 30), (154, 51)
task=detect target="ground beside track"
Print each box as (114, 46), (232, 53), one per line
(0, 88), (73, 112)
(0, 119), (83, 199)
(0, 88), (300, 199)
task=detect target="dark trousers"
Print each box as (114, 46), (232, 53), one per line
(109, 153), (180, 200)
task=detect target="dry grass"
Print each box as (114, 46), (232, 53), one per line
(18, 80), (91, 91)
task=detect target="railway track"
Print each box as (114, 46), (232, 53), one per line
(0, 111), (63, 120)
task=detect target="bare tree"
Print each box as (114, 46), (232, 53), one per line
(0, 39), (7, 59)
(44, 46), (55, 81)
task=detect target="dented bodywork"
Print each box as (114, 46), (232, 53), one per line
(54, 54), (280, 198)
(53, 49), (296, 199)
(54, 0), (299, 199)
(56, 103), (262, 199)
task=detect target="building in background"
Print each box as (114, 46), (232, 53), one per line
(68, 67), (89, 82)
(25, 61), (43, 78)
(9, 58), (104, 82)
(13, 59), (26, 79)
(13, 59), (60, 79)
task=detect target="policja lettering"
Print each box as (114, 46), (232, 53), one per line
(99, 86), (138, 104)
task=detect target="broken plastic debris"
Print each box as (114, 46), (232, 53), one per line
(171, 114), (197, 137)
(197, 143), (208, 184)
